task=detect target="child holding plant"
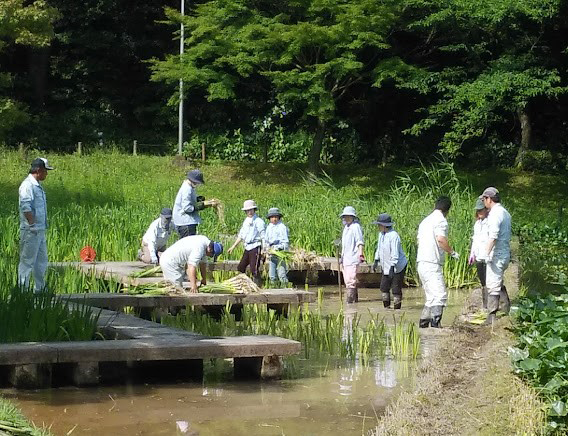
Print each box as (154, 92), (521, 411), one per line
(264, 207), (290, 287)
(468, 198), (489, 309)
(340, 206), (364, 303)
(227, 200), (265, 286)
(372, 213), (408, 309)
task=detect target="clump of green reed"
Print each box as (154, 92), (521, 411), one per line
(163, 301), (419, 361)
(0, 396), (51, 436)
(0, 287), (100, 342)
(388, 314), (421, 359)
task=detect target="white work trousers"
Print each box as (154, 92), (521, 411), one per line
(486, 256), (510, 296)
(160, 258), (185, 287)
(18, 229), (48, 292)
(417, 261), (447, 307)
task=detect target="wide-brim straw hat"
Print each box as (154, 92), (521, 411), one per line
(340, 206), (357, 218)
(242, 199), (258, 211)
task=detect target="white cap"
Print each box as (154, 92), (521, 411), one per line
(241, 199), (258, 211)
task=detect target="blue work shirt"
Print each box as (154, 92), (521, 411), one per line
(265, 221), (289, 251)
(374, 229), (408, 273)
(19, 174), (48, 230)
(341, 221), (364, 266)
(238, 215), (265, 251)
(172, 180), (201, 226)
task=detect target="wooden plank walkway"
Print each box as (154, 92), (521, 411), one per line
(0, 306), (301, 388)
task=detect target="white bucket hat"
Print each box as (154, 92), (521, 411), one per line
(241, 199), (258, 211)
(340, 206), (357, 218)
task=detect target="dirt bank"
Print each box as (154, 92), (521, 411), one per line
(374, 261), (546, 436)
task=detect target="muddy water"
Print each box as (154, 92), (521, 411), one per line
(4, 286), (468, 436)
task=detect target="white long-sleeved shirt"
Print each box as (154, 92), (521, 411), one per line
(374, 229), (408, 274)
(19, 174), (48, 230)
(160, 235), (210, 269)
(172, 180), (201, 226)
(142, 217), (172, 262)
(417, 209), (448, 265)
(265, 221), (289, 251)
(238, 215), (265, 251)
(469, 218), (489, 261)
(486, 203), (512, 259)
(341, 221), (364, 266)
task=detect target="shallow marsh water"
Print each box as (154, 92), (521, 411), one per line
(4, 286), (468, 435)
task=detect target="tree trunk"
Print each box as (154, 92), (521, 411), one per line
(514, 107), (532, 169)
(308, 119), (326, 172)
(28, 47), (50, 109)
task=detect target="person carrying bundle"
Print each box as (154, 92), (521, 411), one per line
(172, 169), (217, 238)
(372, 213), (408, 309)
(264, 207), (289, 287)
(340, 206), (364, 304)
(160, 235), (223, 293)
(468, 198), (490, 309)
(227, 200), (265, 286)
(138, 207), (173, 265)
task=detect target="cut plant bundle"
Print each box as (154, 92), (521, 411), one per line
(129, 265), (162, 278)
(201, 273), (261, 294)
(123, 282), (172, 295)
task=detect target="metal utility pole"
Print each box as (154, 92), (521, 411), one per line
(178, 0), (185, 155)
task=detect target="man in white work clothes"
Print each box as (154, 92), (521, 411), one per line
(139, 207), (173, 264)
(160, 235), (223, 293)
(417, 196), (460, 328)
(18, 157), (54, 292)
(480, 187), (512, 325)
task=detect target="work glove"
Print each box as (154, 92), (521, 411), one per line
(196, 196), (205, 202)
(194, 201), (206, 211)
(450, 251), (460, 260)
(388, 266), (395, 279)
(373, 260), (379, 272)
(468, 254), (475, 265)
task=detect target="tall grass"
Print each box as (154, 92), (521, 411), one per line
(162, 301), (420, 361)
(0, 287), (100, 342)
(0, 396), (51, 436)
(0, 150), (478, 293)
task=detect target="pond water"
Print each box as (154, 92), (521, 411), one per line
(3, 286), (468, 436)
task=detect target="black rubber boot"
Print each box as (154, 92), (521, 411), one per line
(485, 294), (500, 325)
(382, 292), (391, 308)
(430, 305), (444, 328)
(393, 295), (402, 310)
(500, 286), (511, 314)
(346, 288), (358, 304)
(481, 286), (488, 310)
(419, 306), (431, 328)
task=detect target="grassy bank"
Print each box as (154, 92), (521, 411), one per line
(0, 396), (51, 436)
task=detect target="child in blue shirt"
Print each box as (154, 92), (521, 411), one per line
(265, 207), (289, 287)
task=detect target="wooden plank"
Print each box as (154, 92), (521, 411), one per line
(60, 289), (314, 310)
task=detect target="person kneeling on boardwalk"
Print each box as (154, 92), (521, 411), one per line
(265, 207), (289, 288)
(227, 200), (265, 286)
(340, 206), (364, 304)
(373, 213), (407, 309)
(160, 235), (223, 293)
(138, 207), (173, 264)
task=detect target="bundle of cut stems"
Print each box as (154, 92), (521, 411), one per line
(129, 265), (162, 278)
(201, 273), (261, 294)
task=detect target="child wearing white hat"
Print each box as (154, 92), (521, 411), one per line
(228, 199), (266, 285)
(340, 206), (364, 303)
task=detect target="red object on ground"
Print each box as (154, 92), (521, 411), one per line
(80, 246), (96, 262)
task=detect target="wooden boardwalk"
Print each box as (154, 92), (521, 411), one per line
(0, 305), (300, 388)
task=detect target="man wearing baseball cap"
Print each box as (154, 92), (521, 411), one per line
(172, 169), (217, 238)
(160, 235), (223, 293)
(18, 157), (54, 292)
(480, 187), (512, 324)
(138, 207), (174, 264)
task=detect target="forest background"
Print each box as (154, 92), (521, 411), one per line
(2, 0), (568, 171)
